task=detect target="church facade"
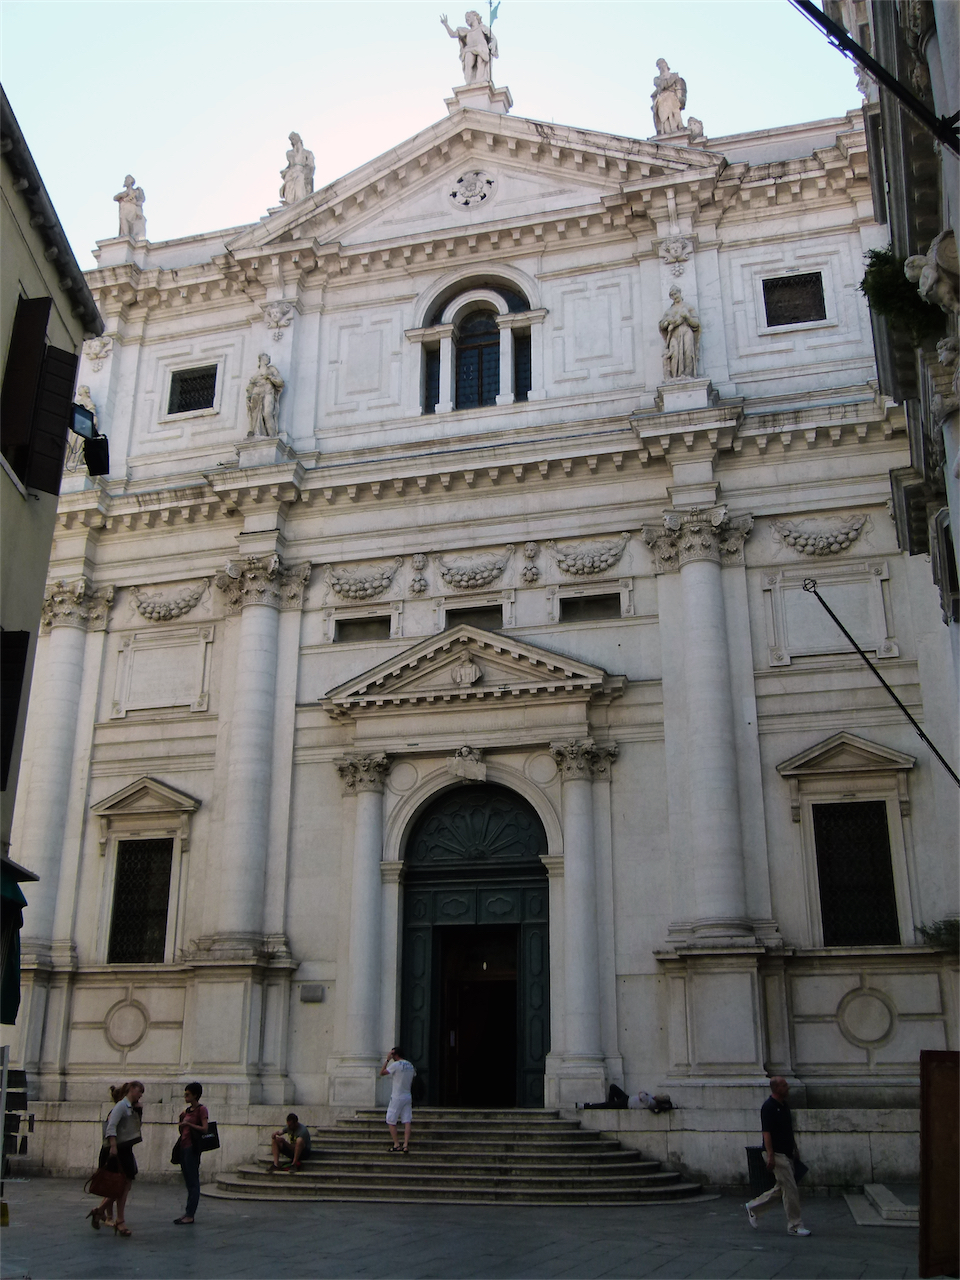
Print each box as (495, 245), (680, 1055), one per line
(10, 69), (958, 1182)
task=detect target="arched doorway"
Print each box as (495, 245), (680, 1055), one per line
(400, 784), (549, 1107)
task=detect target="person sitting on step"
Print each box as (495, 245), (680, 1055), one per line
(271, 1113), (311, 1171)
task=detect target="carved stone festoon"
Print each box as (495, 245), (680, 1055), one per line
(324, 557), (401, 601)
(214, 555), (311, 612)
(549, 738), (618, 781)
(131, 579), (208, 621)
(643, 506), (754, 574)
(40, 578), (114, 632)
(437, 545), (513, 589)
(336, 754), (391, 795)
(546, 532), (630, 576)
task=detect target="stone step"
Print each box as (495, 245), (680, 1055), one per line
(238, 1163), (677, 1188)
(334, 1117), (584, 1133)
(203, 1180), (717, 1208)
(351, 1108), (564, 1121)
(256, 1150), (659, 1170)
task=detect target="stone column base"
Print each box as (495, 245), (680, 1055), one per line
(326, 1054), (381, 1108)
(546, 1053), (607, 1106)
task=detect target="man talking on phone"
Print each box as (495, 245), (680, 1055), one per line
(380, 1047), (416, 1153)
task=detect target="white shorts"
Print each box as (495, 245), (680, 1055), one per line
(386, 1096), (413, 1125)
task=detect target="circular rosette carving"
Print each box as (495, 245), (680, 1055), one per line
(448, 170), (497, 210)
(406, 784), (546, 867)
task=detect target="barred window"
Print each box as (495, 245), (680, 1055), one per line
(762, 273), (826, 327)
(107, 838), (174, 964)
(334, 616), (391, 643)
(812, 802), (900, 946)
(559, 593), (621, 623)
(445, 605), (504, 631)
(168, 365), (218, 415)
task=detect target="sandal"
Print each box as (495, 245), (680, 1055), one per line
(173, 1216), (195, 1224)
(402, 1145), (410, 1154)
(389, 1144), (402, 1152)
(85, 1208), (102, 1230)
(114, 1221), (132, 1237)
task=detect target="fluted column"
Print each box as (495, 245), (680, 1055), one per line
(550, 739), (616, 1100)
(15, 579), (113, 945)
(213, 555), (310, 947)
(645, 507), (753, 935)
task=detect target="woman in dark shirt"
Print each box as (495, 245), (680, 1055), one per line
(174, 1081), (208, 1224)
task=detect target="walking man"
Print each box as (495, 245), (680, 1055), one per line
(746, 1077), (811, 1235)
(380, 1046), (416, 1153)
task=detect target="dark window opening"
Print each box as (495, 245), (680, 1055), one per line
(168, 365), (218, 415)
(1, 630), (31, 790)
(558, 594), (621, 623)
(513, 332), (531, 402)
(762, 273), (826, 327)
(813, 801), (900, 946)
(423, 346), (441, 415)
(334, 616), (391, 643)
(107, 838), (174, 964)
(456, 311), (500, 410)
(445, 605), (504, 631)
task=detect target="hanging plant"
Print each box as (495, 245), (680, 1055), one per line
(859, 247), (942, 345)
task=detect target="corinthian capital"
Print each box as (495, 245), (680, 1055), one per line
(336, 754), (391, 794)
(550, 738), (618, 781)
(643, 506), (753, 572)
(40, 578), (114, 632)
(214, 555), (312, 612)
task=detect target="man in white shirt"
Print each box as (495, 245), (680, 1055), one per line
(380, 1046), (416, 1153)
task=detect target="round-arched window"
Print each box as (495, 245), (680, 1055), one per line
(456, 309), (500, 409)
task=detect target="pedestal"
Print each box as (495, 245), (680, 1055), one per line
(655, 378), (717, 413)
(235, 436), (298, 468)
(445, 83), (513, 115)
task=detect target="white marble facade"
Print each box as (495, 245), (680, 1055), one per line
(10, 87), (959, 1178)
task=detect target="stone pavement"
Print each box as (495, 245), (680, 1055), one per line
(0, 1176), (920, 1280)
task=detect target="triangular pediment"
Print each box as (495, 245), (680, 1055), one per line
(777, 733), (916, 778)
(321, 624), (623, 720)
(228, 109), (723, 254)
(91, 776), (201, 817)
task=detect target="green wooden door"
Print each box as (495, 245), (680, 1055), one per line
(400, 785), (550, 1106)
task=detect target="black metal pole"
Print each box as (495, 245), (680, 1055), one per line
(801, 579), (960, 787)
(788, 0), (960, 156)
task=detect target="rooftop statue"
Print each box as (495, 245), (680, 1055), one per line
(114, 175), (146, 240)
(651, 59), (687, 136)
(441, 10), (498, 85)
(280, 132), (315, 206)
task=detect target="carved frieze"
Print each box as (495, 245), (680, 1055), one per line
(324, 557), (401, 601)
(214, 555), (311, 612)
(437, 545), (513, 590)
(336, 754), (391, 794)
(131, 579), (208, 621)
(41, 578), (114, 632)
(772, 515), (866, 557)
(643, 507), (753, 573)
(546, 532), (630, 575)
(550, 738), (619, 781)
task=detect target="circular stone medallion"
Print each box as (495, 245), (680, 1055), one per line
(105, 1001), (149, 1051)
(837, 989), (895, 1047)
(388, 761), (419, 794)
(448, 170), (497, 210)
(525, 753), (559, 785)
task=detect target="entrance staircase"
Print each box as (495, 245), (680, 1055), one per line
(205, 1108), (711, 1206)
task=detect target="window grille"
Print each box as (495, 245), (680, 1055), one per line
(812, 801), (900, 946)
(334, 617), (391, 643)
(168, 365), (218, 415)
(107, 838), (174, 964)
(762, 273), (826, 327)
(445, 605), (504, 631)
(456, 311), (500, 409)
(559, 594), (621, 623)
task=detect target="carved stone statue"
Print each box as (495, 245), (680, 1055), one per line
(441, 11), (498, 84)
(279, 132), (315, 206)
(245, 354), (284, 437)
(64, 385), (97, 472)
(904, 229), (959, 316)
(651, 59), (687, 135)
(659, 286), (701, 381)
(114, 175), (146, 239)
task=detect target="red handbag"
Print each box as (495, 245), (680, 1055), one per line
(84, 1162), (126, 1199)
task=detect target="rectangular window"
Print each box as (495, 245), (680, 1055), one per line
(167, 365), (218, 415)
(762, 273), (826, 327)
(558, 593), (621, 623)
(513, 333), (531, 402)
(445, 605), (503, 631)
(107, 838), (174, 964)
(812, 801), (900, 946)
(1, 630), (31, 790)
(423, 347), (440, 415)
(334, 616), (391, 643)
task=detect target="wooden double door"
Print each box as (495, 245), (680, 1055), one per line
(400, 785), (550, 1108)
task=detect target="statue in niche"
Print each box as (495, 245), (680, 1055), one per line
(441, 11), (498, 84)
(245, 354), (285, 437)
(659, 286), (701, 381)
(64, 385), (97, 472)
(114, 175), (146, 239)
(279, 132), (315, 206)
(651, 59), (687, 135)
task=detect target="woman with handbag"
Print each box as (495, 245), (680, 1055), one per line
(173, 1081), (208, 1224)
(88, 1080), (144, 1236)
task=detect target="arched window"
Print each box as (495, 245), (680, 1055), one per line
(456, 309), (500, 409)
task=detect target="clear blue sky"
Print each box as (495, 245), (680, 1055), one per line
(1, 1), (858, 265)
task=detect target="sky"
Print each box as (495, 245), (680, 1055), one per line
(1, 1), (860, 267)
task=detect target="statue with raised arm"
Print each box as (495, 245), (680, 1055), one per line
(441, 11), (498, 84)
(659, 286), (701, 381)
(114, 175), (146, 239)
(245, 353), (285, 437)
(279, 132), (316, 206)
(651, 59), (687, 135)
